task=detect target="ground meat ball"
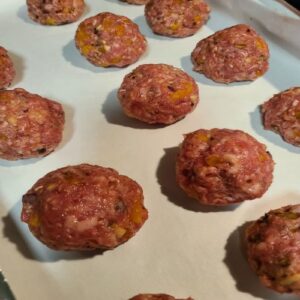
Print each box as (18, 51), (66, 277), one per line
(21, 164), (148, 251)
(118, 64), (199, 124)
(246, 205), (300, 294)
(261, 87), (300, 147)
(176, 129), (274, 206)
(121, 0), (148, 4)
(0, 88), (64, 160)
(145, 0), (210, 38)
(75, 12), (147, 68)
(26, 0), (85, 25)
(0, 46), (15, 90)
(191, 24), (269, 83)
(130, 294), (193, 300)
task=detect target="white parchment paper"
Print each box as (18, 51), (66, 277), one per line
(0, 1), (299, 299)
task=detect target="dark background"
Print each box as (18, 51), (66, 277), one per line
(285, 0), (300, 10)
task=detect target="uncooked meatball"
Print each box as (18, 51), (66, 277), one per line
(176, 129), (274, 205)
(145, 0), (210, 38)
(118, 64), (199, 124)
(246, 205), (300, 295)
(26, 0), (85, 25)
(0, 88), (64, 160)
(0, 46), (15, 90)
(262, 87), (300, 146)
(75, 12), (147, 67)
(191, 24), (269, 83)
(21, 164), (148, 251)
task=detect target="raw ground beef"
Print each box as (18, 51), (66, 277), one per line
(262, 87), (300, 146)
(118, 64), (199, 124)
(191, 24), (269, 83)
(246, 205), (300, 294)
(176, 128), (274, 205)
(0, 88), (64, 160)
(75, 12), (147, 67)
(0, 46), (15, 90)
(145, 0), (210, 38)
(21, 164), (148, 251)
(26, 0), (85, 25)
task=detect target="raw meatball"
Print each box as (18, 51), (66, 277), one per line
(0, 46), (15, 90)
(145, 0), (210, 38)
(75, 12), (147, 67)
(246, 205), (300, 294)
(118, 64), (199, 124)
(121, 0), (148, 4)
(0, 88), (64, 160)
(26, 0), (85, 25)
(21, 164), (148, 251)
(176, 129), (274, 206)
(261, 87), (300, 146)
(130, 294), (193, 300)
(191, 24), (269, 83)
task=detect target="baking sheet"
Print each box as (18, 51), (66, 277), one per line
(0, 0), (300, 299)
